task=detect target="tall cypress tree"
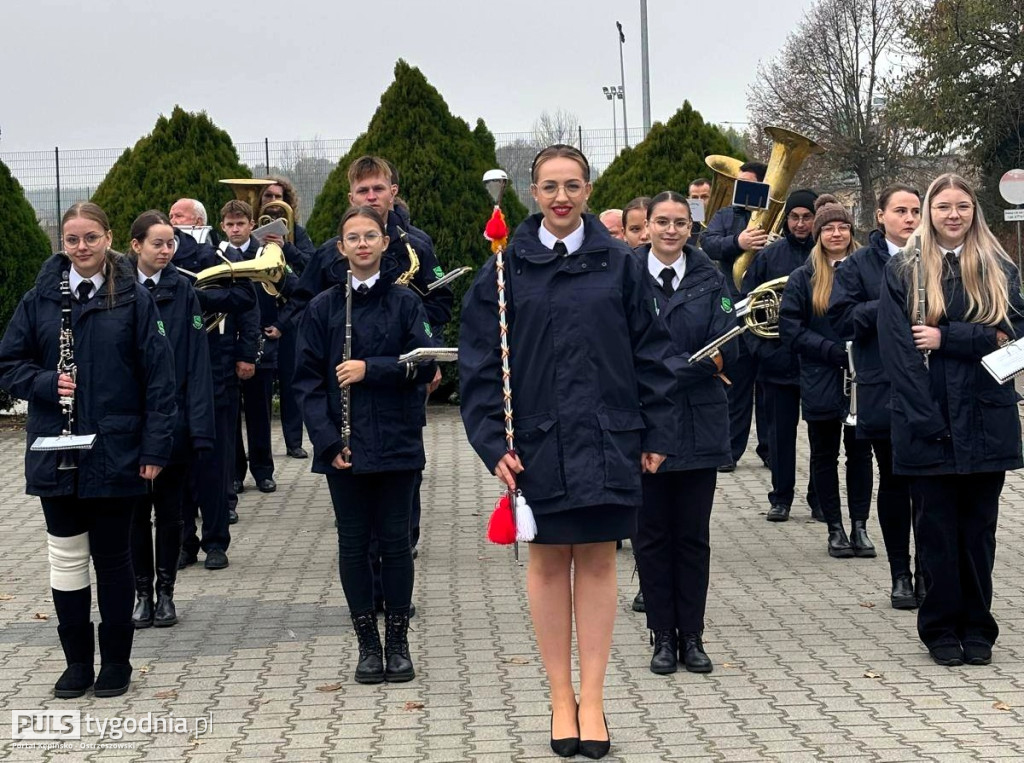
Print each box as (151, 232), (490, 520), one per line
(0, 159), (52, 409)
(590, 102), (744, 211)
(91, 107), (250, 249)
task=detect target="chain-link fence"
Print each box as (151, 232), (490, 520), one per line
(2, 127), (646, 249)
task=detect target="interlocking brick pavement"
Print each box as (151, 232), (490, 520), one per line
(2, 407), (1024, 761)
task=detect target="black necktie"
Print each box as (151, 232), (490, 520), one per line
(143, 278), (156, 291)
(553, 241), (568, 256)
(76, 281), (93, 303)
(659, 267), (675, 298)
(357, 284), (369, 295)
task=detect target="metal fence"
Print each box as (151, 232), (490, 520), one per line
(2, 127), (646, 249)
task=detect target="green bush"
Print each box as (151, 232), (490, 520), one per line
(91, 107), (250, 249)
(590, 101), (745, 211)
(307, 60), (528, 398)
(0, 159), (52, 410)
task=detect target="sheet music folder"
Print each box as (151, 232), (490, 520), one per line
(981, 338), (1024, 384)
(31, 433), (97, 452)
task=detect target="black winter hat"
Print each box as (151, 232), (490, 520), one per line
(784, 188), (819, 217)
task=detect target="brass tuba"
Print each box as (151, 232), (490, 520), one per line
(731, 127), (824, 291)
(688, 276), (789, 364)
(703, 155), (744, 226)
(194, 244), (288, 298)
(220, 178), (276, 215)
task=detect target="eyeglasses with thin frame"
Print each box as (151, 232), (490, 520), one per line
(820, 223), (852, 235)
(930, 202), (974, 216)
(787, 213), (814, 224)
(650, 217), (692, 232)
(533, 180), (587, 199)
(63, 233), (106, 248)
(343, 232), (383, 246)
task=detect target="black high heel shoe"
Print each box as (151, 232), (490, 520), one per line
(578, 711), (610, 759)
(550, 705), (579, 758)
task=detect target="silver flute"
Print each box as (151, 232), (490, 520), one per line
(340, 271), (353, 464)
(913, 234), (930, 369)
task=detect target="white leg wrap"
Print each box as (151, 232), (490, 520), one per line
(47, 533), (91, 591)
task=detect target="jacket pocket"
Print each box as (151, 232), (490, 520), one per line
(25, 431), (59, 489)
(889, 402), (945, 468)
(515, 413), (566, 502)
(98, 414), (142, 484)
(597, 407), (645, 491)
(690, 400), (728, 457)
(977, 390), (1021, 461)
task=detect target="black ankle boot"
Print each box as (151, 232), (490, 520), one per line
(153, 523), (181, 627)
(131, 592), (154, 629)
(649, 630), (678, 675)
(95, 622), (133, 698)
(384, 610), (415, 682)
(351, 611), (384, 684)
(679, 632), (713, 674)
(850, 520), (877, 558)
(54, 622), (95, 699)
(890, 573), (917, 610)
(827, 522), (855, 558)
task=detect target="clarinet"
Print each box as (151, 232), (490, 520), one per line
(339, 271), (353, 464)
(57, 269), (78, 470)
(913, 234), (930, 369)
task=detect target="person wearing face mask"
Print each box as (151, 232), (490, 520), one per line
(459, 145), (676, 759)
(828, 184), (924, 609)
(127, 211), (215, 629)
(878, 173), (1024, 668)
(0, 203), (176, 699)
(780, 196), (874, 558)
(742, 189), (824, 524)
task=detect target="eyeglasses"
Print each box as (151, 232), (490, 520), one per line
(931, 203), (974, 216)
(533, 181), (587, 199)
(820, 223), (851, 235)
(343, 232), (383, 245)
(787, 213), (814, 224)
(63, 233), (106, 248)
(650, 217), (692, 231)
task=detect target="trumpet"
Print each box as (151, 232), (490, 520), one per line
(843, 340), (857, 427)
(689, 276), (789, 364)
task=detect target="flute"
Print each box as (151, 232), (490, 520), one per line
(913, 234), (930, 369)
(340, 271), (353, 465)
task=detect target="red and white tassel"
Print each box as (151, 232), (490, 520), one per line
(514, 491), (536, 542)
(486, 493), (516, 545)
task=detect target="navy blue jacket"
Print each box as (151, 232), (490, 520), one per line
(741, 232), (814, 385)
(172, 230), (259, 395)
(282, 223), (315, 275)
(827, 230), (894, 439)
(278, 211), (452, 334)
(639, 245), (735, 471)
(141, 263), (216, 462)
(293, 260), (437, 475)
(780, 262), (848, 421)
(459, 213), (678, 516)
(0, 254), (177, 497)
(701, 206), (751, 298)
(230, 236), (299, 369)
(877, 252), (1024, 476)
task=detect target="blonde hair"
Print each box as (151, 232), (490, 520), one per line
(902, 173), (1014, 327)
(809, 234), (858, 316)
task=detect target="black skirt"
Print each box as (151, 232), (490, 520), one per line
(531, 504), (638, 545)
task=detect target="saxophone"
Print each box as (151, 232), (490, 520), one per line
(394, 226), (420, 288)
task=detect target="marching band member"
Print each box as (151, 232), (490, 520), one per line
(687, 177), (711, 245)
(634, 191), (736, 676)
(703, 162), (771, 471)
(293, 205), (436, 684)
(128, 211), (215, 627)
(878, 173), (1024, 667)
(598, 209), (625, 239)
(0, 203), (176, 698)
(742, 189), (822, 523)
(622, 196), (651, 249)
(828, 184), (923, 607)
(460, 145), (676, 759)
(780, 196), (874, 557)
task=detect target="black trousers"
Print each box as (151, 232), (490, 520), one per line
(726, 341), (771, 464)
(236, 368), (275, 483)
(636, 468), (716, 633)
(131, 462), (187, 592)
(183, 386), (238, 553)
(327, 470), (416, 615)
(806, 420), (873, 524)
(276, 329), (304, 450)
(763, 381), (800, 508)
(870, 438), (916, 579)
(910, 472), (1004, 650)
(42, 495), (136, 628)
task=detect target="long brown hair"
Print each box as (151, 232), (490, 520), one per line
(901, 173), (1013, 327)
(62, 202), (122, 307)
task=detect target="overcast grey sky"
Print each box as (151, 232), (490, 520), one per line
(0, 0), (815, 152)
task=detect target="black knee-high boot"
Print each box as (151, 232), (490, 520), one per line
(130, 505), (154, 629)
(153, 521), (181, 627)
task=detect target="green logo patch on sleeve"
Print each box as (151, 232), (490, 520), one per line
(193, 315), (203, 330)
(433, 266), (444, 280)
(423, 322), (432, 338)
(721, 297), (733, 313)
(156, 320), (166, 336)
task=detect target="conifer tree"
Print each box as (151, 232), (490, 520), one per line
(307, 60), (528, 371)
(0, 160), (51, 409)
(91, 107), (250, 249)
(589, 102), (744, 211)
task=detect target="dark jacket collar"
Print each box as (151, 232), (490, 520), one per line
(326, 252), (403, 295)
(511, 213), (621, 263)
(634, 243), (717, 287)
(784, 230), (815, 252)
(37, 252), (137, 302)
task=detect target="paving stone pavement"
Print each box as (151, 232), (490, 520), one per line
(3, 406), (1024, 762)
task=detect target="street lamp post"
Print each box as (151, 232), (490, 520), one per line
(602, 86), (623, 155)
(616, 21), (629, 148)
